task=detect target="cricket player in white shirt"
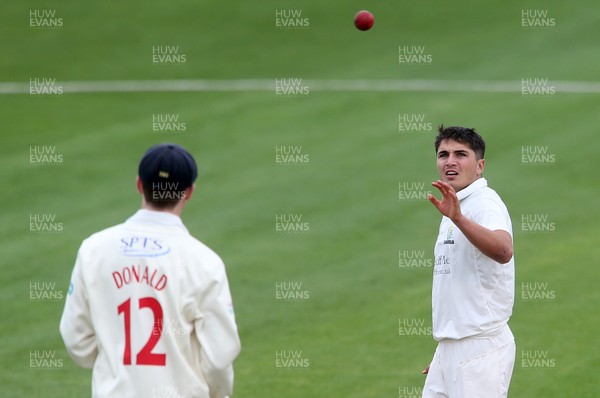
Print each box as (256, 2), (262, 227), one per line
(422, 126), (515, 398)
(60, 143), (241, 398)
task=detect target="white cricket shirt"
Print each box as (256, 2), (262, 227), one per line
(431, 178), (515, 341)
(60, 209), (241, 398)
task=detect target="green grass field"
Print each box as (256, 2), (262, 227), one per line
(1, 1), (599, 396)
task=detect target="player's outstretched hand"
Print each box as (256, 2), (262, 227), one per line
(427, 180), (462, 222)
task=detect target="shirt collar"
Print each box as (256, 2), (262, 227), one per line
(126, 209), (188, 232)
(456, 177), (487, 201)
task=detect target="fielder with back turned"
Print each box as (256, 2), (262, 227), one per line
(60, 143), (241, 398)
(422, 126), (516, 398)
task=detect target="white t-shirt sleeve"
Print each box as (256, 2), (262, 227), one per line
(59, 247), (98, 368)
(194, 259), (241, 398)
(472, 198), (512, 236)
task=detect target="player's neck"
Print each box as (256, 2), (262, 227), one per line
(140, 201), (184, 218)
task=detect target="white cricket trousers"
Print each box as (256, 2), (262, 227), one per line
(422, 324), (515, 398)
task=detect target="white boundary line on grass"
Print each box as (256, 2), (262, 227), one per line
(2, 79), (600, 94)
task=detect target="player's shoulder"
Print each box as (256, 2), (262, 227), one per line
(168, 234), (228, 283)
(480, 185), (504, 201)
(470, 185), (509, 212)
(180, 234), (223, 262)
(79, 223), (125, 249)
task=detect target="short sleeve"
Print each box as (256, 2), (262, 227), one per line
(471, 198), (512, 236)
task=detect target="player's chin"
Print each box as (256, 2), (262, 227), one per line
(440, 176), (455, 186)
(442, 175), (460, 189)
(443, 179), (461, 191)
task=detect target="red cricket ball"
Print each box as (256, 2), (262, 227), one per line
(354, 10), (375, 31)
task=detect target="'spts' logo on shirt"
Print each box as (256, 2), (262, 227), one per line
(443, 225), (455, 245)
(120, 236), (171, 257)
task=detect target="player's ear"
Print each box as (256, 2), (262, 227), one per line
(136, 176), (144, 194)
(184, 183), (195, 202)
(477, 158), (485, 176)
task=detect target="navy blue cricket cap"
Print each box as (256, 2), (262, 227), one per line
(138, 143), (198, 189)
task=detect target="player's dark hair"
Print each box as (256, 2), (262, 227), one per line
(141, 181), (189, 210)
(434, 125), (486, 159)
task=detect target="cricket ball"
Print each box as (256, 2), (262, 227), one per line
(354, 10), (374, 31)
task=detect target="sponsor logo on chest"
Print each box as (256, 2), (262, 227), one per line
(443, 224), (455, 245)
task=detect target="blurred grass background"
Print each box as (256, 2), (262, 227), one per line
(1, 0), (599, 396)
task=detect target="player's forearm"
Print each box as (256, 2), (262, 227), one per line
(453, 214), (513, 264)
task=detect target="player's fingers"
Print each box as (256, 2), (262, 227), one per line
(438, 181), (455, 196)
(428, 195), (445, 214)
(422, 365), (430, 374)
(431, 181), (445, 194)
(435, 180), (448, 191)
(427, 194), (439, 206)
(442, 184), (456, 198)
(440, 186), (453, 199)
